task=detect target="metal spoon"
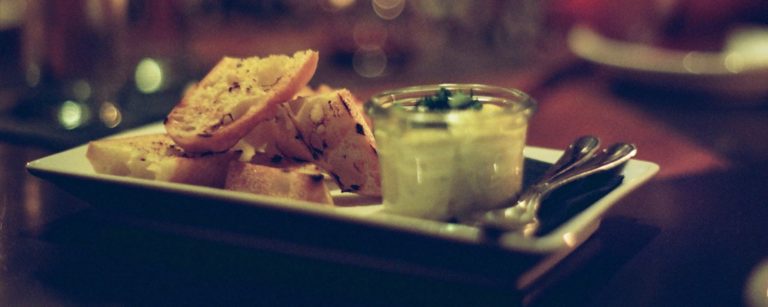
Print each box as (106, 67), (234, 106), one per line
(539, 135), (601, 180)
(462, 140), (637, 236)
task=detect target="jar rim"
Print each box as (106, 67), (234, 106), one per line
(365, 83), (537, 119)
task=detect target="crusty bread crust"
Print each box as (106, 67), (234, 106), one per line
(86, 133), (238, 188)
(288, 89), (381, 196)
(225, 161), (333, 205)
(165, 50), (319, 153)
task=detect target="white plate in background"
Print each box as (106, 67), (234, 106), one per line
(568, 25), (768, 101)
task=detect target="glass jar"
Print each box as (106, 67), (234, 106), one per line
(366, 84), (536, 220)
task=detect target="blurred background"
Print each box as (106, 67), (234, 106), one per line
(0, 0), (767, 149)
(2, 3), (768, 305)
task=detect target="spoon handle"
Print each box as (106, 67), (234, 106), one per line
(545, 143), (637, 192)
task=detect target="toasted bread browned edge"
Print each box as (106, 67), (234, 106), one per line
(165, 50), (319, 153)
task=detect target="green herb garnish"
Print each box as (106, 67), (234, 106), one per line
(414, 87), (482, 111)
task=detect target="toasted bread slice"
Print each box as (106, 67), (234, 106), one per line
(86, 133), (238, 188)
(165, 49), (319, 153)
(233, 103), (314, 166)
(288, 89), (381, 196)
(233, 84), (345, 166)
(225, 161), (333, 205)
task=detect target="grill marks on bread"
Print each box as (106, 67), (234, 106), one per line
(288, 90), (381, 196)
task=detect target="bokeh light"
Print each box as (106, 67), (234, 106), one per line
(99, 101), (122, 128)
(0, 0), (26, 27)
(58, 100), (90, 130)
(320, 0), (356, 12)
(353, 48), (387, 78)
(135, 58), (165, 94)
(72, 79), (92, 101)
(372, 0), (405, 20)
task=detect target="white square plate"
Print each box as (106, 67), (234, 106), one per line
(26, 123), (659, 288)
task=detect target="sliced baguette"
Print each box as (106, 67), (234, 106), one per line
(233, 103), (314, 166)
(225, 161), (333, 205)
(86, 133), (238, 188)
(288, 89), (381, 196)
(165, 49), (319, 153)
(232, 84), (343, 166)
